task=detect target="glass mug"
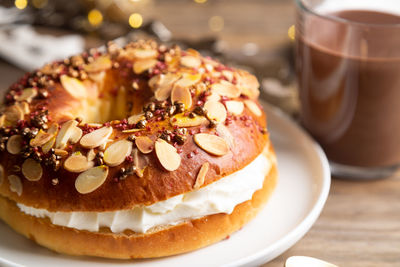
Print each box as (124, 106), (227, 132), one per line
(295, 0), (400, 179)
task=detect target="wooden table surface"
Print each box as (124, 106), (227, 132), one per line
(1, 0), (399, 266)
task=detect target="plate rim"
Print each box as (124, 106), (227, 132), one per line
(225, 103), (331, 267)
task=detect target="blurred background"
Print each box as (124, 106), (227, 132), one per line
(0, 0), (298, 116)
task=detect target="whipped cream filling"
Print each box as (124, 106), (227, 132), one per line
(18, 153), (272, 234)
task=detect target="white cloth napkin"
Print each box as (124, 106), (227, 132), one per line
(0, 24), (84, 71)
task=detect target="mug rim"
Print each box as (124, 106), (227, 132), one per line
(295, 0), (400, 28)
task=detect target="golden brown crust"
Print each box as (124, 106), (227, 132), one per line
(0, 161), (277, 259)
(0, 116), (268, 211)
(0, 40), (269, 211)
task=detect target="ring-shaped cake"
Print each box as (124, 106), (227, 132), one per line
(0, 40), (277, 258)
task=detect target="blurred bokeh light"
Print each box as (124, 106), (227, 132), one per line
(128, 13), (143, 28)
(14, 0), (27, 10)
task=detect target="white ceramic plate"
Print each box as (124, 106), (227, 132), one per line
(0, 103), (330, 267)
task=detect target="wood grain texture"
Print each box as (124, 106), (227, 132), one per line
(266, 176), (400, 267)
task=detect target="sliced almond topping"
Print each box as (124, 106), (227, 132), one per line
(54, 149), (69, 157)
(135, 136), (154, 154)
(131, 48), (158, 59)
(133, 59), (158, 74)
(216, 124), (235, 148)
(22, 158), (42, 181)
(55, 120), (79, 149)
(87, 149), (96, 161)
(194, 162), (209, 189)
(235, 71), (260, 99)
(60, 75), (87, 99)
(204, 100), (227, 123)
(47, 123), (59, 135)
(42, 136), (56, 153)
(211, 80), (241, 98)
(8, 175), (22, 196)
(0, 164), (4, 186)
(88, 71), (106, 85)
(154, 73), (181, 101)
(80, 126), (113, 149)
(225, 100), (244, 115)
(244, 100), (262, 117)
(7, 135), (23, 155)
(5, 105), (24, 123)
(222, 70), (234, 82)
(98, 139), (112, 151)
(180, 55), (201, 68)
(128, 113), (145, 125)
(70, 127), (83, 144)
(0, 114), (5, 127)
(210, 71), (221, 78)
(170, 114), (208, 127)
(64, 153), (94, 173)
(241, 83), (260, 99)
(186, 48), (200, 57)
(75, 165), (109, 194)
(204, 59), (219, 69)
(86, 123), (103, 128)
(148, 74), (163, 91)
(132, 148), (149, 177)
(194, 133), (229, 156)
(17, 101), (30, 115)
(16, 88), (37, 102)
(155, 139), (181, 171)
(175, 73), (201, 88)
(83, 56), (112, 73)
(164, 73), (182, 86)
(104, 140), (132, 167)
(171, 84), (192, 109)
(204, 63), (214, 72)
(30, 130), (54, 147)
(41, 123), (58, 153)
(207, 91), (221, 102)
(154, 86), (173, 101)
(122, 129), (143, 133)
